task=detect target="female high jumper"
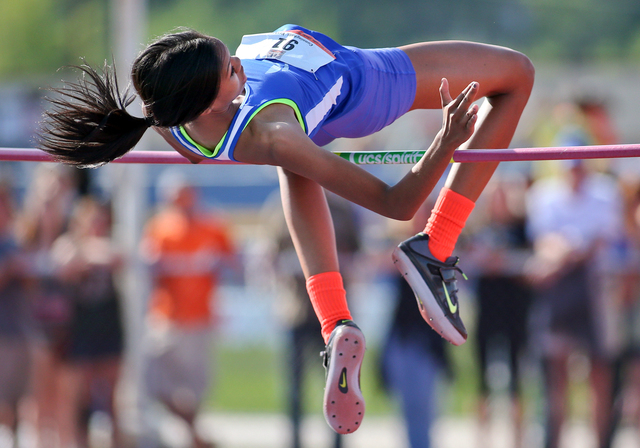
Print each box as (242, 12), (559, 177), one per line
(38, 24), (534, 434)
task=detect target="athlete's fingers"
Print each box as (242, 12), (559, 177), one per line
(457, 82), (479, 108)
(450, 83), (479, 124)
(465, 82), (479, 102)
(448, 81), (479, 111)
(467, 103), (479, 116)
(466, 114), (478, 132)
(440, 78), (453, 107)
(466, 104), (479, 128)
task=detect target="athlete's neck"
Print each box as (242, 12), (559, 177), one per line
(185, 93), (244, 141)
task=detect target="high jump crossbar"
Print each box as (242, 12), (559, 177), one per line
(1, 144), (640, 165)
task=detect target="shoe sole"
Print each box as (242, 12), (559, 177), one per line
(392, 247), (467, 346)
(323, 325), (366, 434)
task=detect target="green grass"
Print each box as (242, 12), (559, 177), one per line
(444, 336), (482, 416)
(203, 340), (588, 424)
(204, 344), (396, 415)
(203, 341), (486, 417)
(205, 345), (283, 413)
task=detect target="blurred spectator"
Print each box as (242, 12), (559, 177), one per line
(141, 171), (237, 448)
(51, 196), (125, 448)
(576, 97), (619, 146)
(596, 176), (640, 447)
(0, 181), (31, 448)
(529, 97), (617, 150)
(528, 97), (619, 180)
(16, 164), (79, 448)
(265, 191), (361, 448)
(380, 200), (450, 448)
(464, 174), (533, 448)
(525, 158), (623, 448)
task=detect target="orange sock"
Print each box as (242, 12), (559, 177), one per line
(306, 272), (352, 344)
(424, 187), (475, 262)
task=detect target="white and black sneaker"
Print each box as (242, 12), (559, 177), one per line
(320, 320), (366, 434)
(392, 232), (468, 346)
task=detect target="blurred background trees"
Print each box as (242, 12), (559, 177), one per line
(3, 0), (640, 81)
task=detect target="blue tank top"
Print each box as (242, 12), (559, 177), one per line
(170, 24), (364, 161)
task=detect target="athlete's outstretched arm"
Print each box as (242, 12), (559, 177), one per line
(245, 79), (478, 222)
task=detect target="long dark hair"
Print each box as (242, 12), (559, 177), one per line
(38, 30), (222, 168)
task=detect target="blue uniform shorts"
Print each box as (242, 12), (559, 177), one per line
(311, 47), (417, 147)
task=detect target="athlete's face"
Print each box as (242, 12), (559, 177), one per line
(208, 43), (246, 112)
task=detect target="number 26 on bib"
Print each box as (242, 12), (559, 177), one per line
(236, 30), (335, 73)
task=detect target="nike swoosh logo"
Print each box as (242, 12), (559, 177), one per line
(338, 367), (348, 393)
(443, 280), (457, 314)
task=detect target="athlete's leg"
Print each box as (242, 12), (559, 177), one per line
(402, 40), (534, 184)
(401, 40), (534, 240)
(277, 167), (339, 278)
(393, 41), (533, 344)
(278, 168), (366, 434)
(277, 168), (351, 341)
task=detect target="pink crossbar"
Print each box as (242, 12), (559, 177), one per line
(0, 148), (240, 164)
(452, 144), (640, 163)
(1, 144), (640, 165)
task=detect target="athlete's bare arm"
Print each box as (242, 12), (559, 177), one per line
(236, 79), (479, 221)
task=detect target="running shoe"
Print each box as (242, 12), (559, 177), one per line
(392, 232), (468, 345)
(320, 319), (366, 434)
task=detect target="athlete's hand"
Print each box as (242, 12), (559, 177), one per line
(437, 78), (479, 149)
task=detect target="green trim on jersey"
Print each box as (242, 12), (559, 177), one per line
(177, 126), (227, 158)
(177, 98), (305, 158)
(243, 98), (306, 133)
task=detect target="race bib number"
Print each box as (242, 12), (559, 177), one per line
(236, 30), (336, 73)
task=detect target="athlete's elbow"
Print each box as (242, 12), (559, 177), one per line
(382, 202), (416, 221)
(391, 210), (416, 221)
(372, 191), (417, 221)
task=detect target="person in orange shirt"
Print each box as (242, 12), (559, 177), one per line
(141, 171), (236, 448)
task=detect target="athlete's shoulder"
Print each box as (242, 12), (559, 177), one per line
(236, 104), (309, 165)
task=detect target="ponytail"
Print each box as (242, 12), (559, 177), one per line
(38, 62), (149, 168)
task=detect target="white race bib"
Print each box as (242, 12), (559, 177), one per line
(236, 30), (336, 73)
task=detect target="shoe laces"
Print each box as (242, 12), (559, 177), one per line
(440, 263), (467, 281)
(439, 263), (467, 296)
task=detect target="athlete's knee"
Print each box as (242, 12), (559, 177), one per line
(514, 51), (535, 89)
(504, 49), (535, 95)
